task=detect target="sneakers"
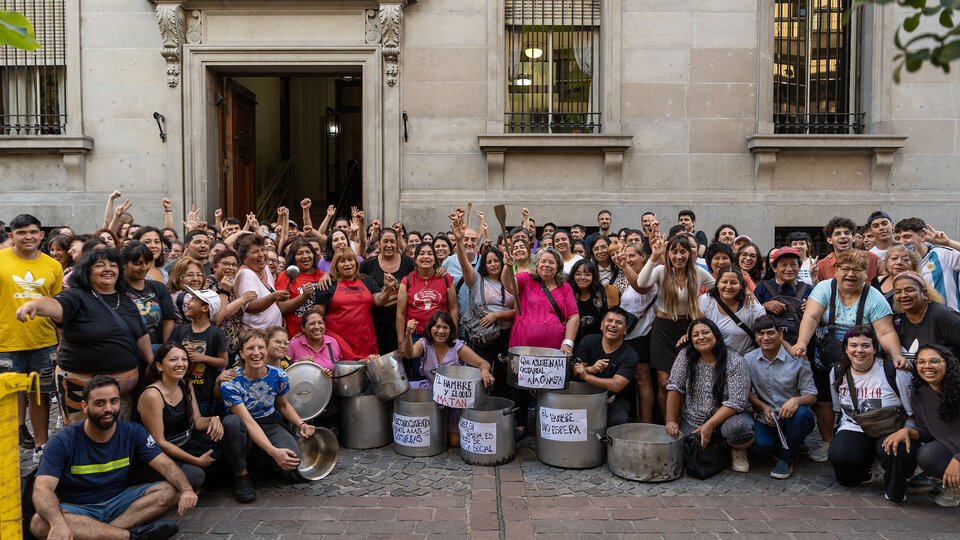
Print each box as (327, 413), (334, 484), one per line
(935, 487), (960, 508)
(731, 449), (750, 473)
(233, 474), (257, 503)
(809, 441), (830, 463)
(770, 459), (794, 479)
(908, 472), (935, 488)
(129, 518), (179, 540)
(32, 445), (43, 464)
(19, 425), (34, 449)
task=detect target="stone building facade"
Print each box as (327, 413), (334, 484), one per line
(1, 0), (958, 249)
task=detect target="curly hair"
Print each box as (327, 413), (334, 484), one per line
(913, 344), (960, 423)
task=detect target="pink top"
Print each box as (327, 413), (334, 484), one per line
(508, 272), (578, 349)
(287, 333), (341, 371)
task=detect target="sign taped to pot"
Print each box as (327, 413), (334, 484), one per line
(458, 418), (497, 455)
(517, 355), (566, 389)
(433, 373), (479, 408)
(393, 413), (431, 447)
(539, 407), (587, 441)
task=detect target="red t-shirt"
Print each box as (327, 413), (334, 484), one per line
(402, 273), (454, 333)
(314, 277), (380, 359)
(275, 270), (325, 336)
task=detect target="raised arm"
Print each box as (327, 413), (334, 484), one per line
(318, 204), (336, 234)
(103, 190), (121, 229)
(163, 197), (176, 230)
(300, 198), (314, 230)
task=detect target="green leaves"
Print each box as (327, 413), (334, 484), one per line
(0, 10), (39, 50)
(904, 13), (922, 30)
(859, 0), (960, 81)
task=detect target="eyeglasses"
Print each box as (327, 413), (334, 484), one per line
(739, 253), (758, 260)
(837, 266), (865, 274)
(272, 339), (289, 346)
(916, 358), (943, 367)
(219, 261), (239, 268)
(183, 272), (205, 278)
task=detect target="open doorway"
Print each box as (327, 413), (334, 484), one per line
(220, 71), (363, 223)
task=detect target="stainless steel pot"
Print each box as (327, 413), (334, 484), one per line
(599, 423), (683, 482)
(393, 388), (447, 457)
(285, 361), (332, 421)
(502, 346), (572, 391)
(536, 382), (607, 469)
(297, 428), (339, 481)
(366, 351), (410, 401)
(459, 397), (517, 466)
(433, 364), (488, 409)
(331, 361), (368, 397)
(339, 390), (393, 449)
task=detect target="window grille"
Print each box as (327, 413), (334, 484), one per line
(505, 0), (600, 134)
(773, 0), (862, 134)
(0, 0), (67, 135)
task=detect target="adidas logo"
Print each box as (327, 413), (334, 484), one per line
(12, 272), (45, 299)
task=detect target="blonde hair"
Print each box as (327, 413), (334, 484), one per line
(166, 256), (204, 294)
(661, 235), (701, 320)
(883, 244), (921, 275)
(836, 249), (868, 271)
(330, 247), (359, 280)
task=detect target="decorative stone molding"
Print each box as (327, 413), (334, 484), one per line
(154, 1), (186, 88)
(0, 135), (94, 192)
(746, 134), (908, 191)
(365, 9), (381, 44)
(477, 134), (633, 191)
(185, 9), (202, 45)
(379, 4), (403, 87)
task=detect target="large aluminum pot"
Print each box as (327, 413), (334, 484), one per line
(393, 388), (447, 457)
(536, 382), (607, 469)
(433, 365), (487, 409)
(502, 347), (572, 391)
(366, 351), (410, 401)
(331, 360), (368, 397)
(459, 397), (517, 466)
(599, 423), (683, 482)
(285, 361), (332, 421)
(297, 428), (339, 481)
(339, 389), (393, 449)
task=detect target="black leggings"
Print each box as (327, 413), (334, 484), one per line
(828, 429), (917, 502)
(222, 415), (301, 475)
(917, 440), (956, 479)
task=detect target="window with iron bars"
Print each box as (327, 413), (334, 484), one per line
(774, 0), (862, 134)
(505, 0), (600, 134)
(0, 0), (67, 136)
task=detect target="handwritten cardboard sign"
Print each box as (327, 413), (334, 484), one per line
(433, 373), (479, 409)
(539, 406), (587, 442)
(458, 418), (497, 455)
(517, 355), (567, 389)
(393, 413), (431, 447)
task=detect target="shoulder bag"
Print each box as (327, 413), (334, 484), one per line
(842, 360), (906, 437)
(463, 279), (503, 348)
(683, 434), (731, 479)
(539, 281), (566, 325)
(715, 298), (759, 349)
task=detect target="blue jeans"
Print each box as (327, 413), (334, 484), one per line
(60, 483), (157, 523)
(750, 405), (816, 465)
(0, 345), (57, 392)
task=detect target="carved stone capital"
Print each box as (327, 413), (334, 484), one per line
(153, 1), (185, 88)
(379, 4), (403, 87)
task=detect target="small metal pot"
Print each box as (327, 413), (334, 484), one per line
(366, 352), (410, 401)
(459, 397), (518, 466)
(433, 365), (488, 409)
(502, 346), (573, 391)
(599, 423), (683, 482)
(393, 388), (447, 457)
(330, 361), (368, 397)
(297, 428), (339, 481)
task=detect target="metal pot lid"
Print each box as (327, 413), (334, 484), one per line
(286, 361), (333, 421)
(436, 364), (482, 380)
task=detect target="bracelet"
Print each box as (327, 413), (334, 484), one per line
(298, 422), (306, 430)
(561, 339), (574, 348)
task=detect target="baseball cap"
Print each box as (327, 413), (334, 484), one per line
(183, 286), (222, 315)
(734, 235), (752, 244)
(770, 246), (801, 265)
(866, 211), (892, 226)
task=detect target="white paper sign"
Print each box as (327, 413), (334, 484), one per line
(458, 418), (497, 455)
(539, 407), (588, 441)
(517, 355), (567, 389)
(393, 413), (431, 447)
(433, 373), (478, 408)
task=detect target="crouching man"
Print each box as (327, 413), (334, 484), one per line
(744, 316), (818, 479)
(572, 307), (639, 427)
(31, 375), (196, 540)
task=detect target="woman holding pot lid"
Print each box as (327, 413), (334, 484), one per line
(827, 325), (916, 503)
(288, 308), (338, 375)
(892, 271), (960, 359)
(399, 312), (494, 446)
(665, 318), (754, 475)
(220, 329), (314, 503)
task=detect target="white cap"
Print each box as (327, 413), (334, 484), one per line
(183, 286), (222, 315)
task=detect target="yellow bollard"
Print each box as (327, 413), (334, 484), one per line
(0, 372), (39, 540)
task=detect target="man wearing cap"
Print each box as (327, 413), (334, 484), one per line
(815, 216), (881, 282)
(754, 247), (811, 346)
(168, 287), (228, 416)
(572, 307), (639, 428)
(867, 211), (895, 259)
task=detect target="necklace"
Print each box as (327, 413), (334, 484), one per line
(96, 291), (121, 310)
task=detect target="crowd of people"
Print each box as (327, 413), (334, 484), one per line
(3, 194), (960, 539)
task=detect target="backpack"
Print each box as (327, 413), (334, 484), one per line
(760, 280), (809, 344)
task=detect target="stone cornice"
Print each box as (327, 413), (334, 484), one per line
(178, 0), (416, 9)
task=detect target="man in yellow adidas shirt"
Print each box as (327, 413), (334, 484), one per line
(0, 214), (63, 462)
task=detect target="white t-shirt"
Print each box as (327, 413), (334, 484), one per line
(235, 267), (284, 330)
(868, 245), (888, 261)
(829, 359), (914, 434)
(697, 294), (766, 355)
(637, 264), (716, 316)
(562, 254), (583, 276)
(620, 284), (658, 339)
